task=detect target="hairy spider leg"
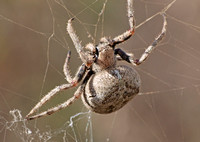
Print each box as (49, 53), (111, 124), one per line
(67, 18), (83, 53)
(26, 86), (82, 120)
(67, 19), (96, 67)
(111, 0), (135, 46)
(26, 54), (87, 119)
(63, 51), (73, 83)
(26, 84), (75, 119)
(26, 70), (94, 120)
(135, 13), (167, 65)
(115, 13), (167, 66)
(63, 50), (85, 84)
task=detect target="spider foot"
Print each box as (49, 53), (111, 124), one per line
(68, 17), (75, 22)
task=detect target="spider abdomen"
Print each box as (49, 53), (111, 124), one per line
(82, 65), (141, 114)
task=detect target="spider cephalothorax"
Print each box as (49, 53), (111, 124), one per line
(92, 37), (116, 72)
(26, 0), (167, 120)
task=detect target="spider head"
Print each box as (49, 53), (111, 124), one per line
(93, 37), (116, 71)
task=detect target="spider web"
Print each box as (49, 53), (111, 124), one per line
(1, 0), (200, 141)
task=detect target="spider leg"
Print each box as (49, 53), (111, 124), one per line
(135, 13), (167, 65)
(111, 0), (135, 46)
(67, 19), (96, 67)
(63, 51), (93, 84)
(63, 51), (73, 83)
(67, 18), (83, 53)
(114, 48), (136, 65)
(26, 86), (83, 120)
(26, 63), (87, 119)
(115, 13), (167, 66)
(26, 70), (94, 120)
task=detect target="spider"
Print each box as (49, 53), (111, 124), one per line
(26, 0), (167, 120)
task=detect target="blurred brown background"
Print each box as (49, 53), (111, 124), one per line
(1, 0), (200, 142)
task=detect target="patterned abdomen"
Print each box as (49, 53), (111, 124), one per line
(82, 65), (141, 113)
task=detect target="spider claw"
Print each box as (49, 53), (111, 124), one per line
(67, 50), (71, 58)
(25, 111), (34, 119)
(68, 17), (75, 22)
(25, 115), (32, 120)
(25, 117), (31, 120)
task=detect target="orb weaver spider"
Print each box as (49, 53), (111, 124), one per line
(26, 0), (167, 120)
